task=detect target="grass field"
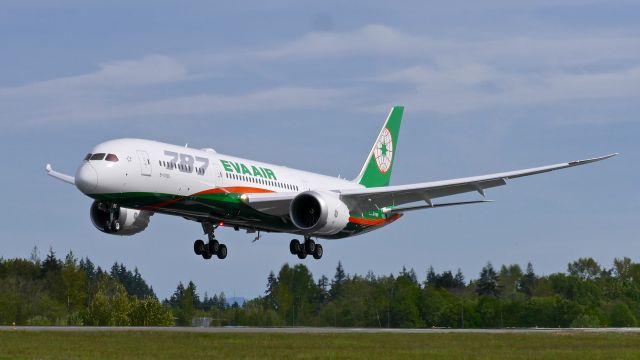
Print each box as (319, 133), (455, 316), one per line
(1, 330), (639, 359)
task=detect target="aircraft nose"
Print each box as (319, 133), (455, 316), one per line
(75, 163), (98, 194)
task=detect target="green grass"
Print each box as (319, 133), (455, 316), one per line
(0, 331), (639, 359)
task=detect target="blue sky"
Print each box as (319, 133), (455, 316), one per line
(0, 0), (638, 299)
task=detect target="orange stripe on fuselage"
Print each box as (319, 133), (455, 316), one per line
(194, 187), (275, 196)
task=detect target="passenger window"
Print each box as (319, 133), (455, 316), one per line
(105, 154), (119, 162)
(90, 153), (106, 161)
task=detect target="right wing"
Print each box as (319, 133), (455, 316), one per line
(338, 154), (617, 213)
(243, 153), (617, 216)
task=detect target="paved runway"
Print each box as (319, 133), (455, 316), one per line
(1, 326), (640, 334)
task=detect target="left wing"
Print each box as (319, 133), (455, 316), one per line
(243, 153), (617, 216)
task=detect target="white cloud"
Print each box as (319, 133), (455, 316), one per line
(257, 25), (425, 60)
(0, 55), (187, 97)
(26, 87), (356, 125)
(2, 24), (640, 127)
(243, 25), (640, 70)
(374, 64), (640, 113)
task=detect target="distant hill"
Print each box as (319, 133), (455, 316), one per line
(228, 297), (247, 306)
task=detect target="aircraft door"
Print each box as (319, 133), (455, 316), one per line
(213, 158), (224, 187)
(137, 150), (152, 176)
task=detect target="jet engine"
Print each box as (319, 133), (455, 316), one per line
(289, 191), (350, 235)
(90, 201), (153, 236)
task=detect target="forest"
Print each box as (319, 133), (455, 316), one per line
(1, 248), (639, 328)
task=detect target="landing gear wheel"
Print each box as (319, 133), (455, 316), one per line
(194, 240), (205, 255)
(313, 244), (323, 260)
(304, 239), (316, 254)
(297, 249), (307, 260)
(202, 249), (212, 260)
(209, 240), (220, 255)
(217, 244), (228, 259)
(290, 240), (301, 255)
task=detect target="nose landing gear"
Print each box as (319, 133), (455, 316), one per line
(194, 222), (228, 260)
(290, 238), (323, 260)
(98, 202), (121, 233)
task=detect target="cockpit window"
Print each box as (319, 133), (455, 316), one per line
(105, 154), (119, 162)
(90, 153), (106, 161)
(84, 153), (92, 161)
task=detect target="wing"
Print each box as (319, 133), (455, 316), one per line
(46, 164), (75, 185)
(243, 154), (617, 216)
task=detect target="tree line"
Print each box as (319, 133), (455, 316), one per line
(1, 247), (639, 328)
(169, 258), (640, 328)
(0, 248), (172, 326)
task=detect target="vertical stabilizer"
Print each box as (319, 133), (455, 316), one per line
(354, 106), (404, 188)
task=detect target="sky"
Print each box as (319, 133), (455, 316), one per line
(0, 0), (638, 300)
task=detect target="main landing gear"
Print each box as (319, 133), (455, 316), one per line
(194, 222), (228, 260)
(290, 237), (323, 260)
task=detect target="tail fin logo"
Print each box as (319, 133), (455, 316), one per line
(374, 128), (394, 173)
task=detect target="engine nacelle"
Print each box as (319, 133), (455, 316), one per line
(289, 190), (350, 236)
(90, 201), (153, 236)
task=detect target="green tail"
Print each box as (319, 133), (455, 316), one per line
(354, 106), (404, 188)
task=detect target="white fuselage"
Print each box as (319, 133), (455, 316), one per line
(78, 139), (361, 197)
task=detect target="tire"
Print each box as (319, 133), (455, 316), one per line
(305, 239), (316, 254)
(313, 244), (323, 260)
(297, 250), (307, 260)
(289, 239), (301, 255)
(217, 244), (228, 260)
(202, 250), (212, 260)
(209, 240), (220, 255)
(194, 239), (205, 255)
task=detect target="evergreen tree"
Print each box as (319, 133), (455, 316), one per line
(331, 261), (346, 299)
(186, 281), (201, 310)
(218, 292), (228, 310)
(454, 269), (465, 288)
(425, 266), (437, 288)
(265, 271), (278, 310)
(519, 262), (536, 297)
(41, 248), (61, 275)
(315, 275), (330, 309)
(476, 262), (500, 298)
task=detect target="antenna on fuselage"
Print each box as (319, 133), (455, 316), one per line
(185, 143), (189, 148)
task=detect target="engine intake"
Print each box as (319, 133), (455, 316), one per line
(289, 191), (349, 235)
(90, 201), (153, 236)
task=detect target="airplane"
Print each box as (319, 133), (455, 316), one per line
(46, 106), (616, 261)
